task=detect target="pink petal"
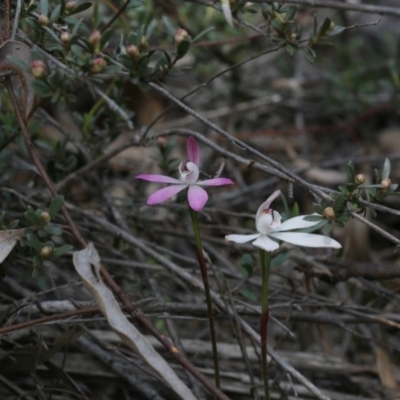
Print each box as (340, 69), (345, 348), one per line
(225, 233), (260, 243)
(276, 214), (321, 232)
(187, 137), (200, 166)
(256, 190), (281, 221)
(187, 185), (208, 211)
(136, 174), (182, 184)
(269, 232), (342, 249)
(147, 184), (187, 205)
(198, 178), (234, 186)
(252, 235), (280, 252)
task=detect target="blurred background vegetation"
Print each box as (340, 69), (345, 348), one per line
(1, 0), (400, 399)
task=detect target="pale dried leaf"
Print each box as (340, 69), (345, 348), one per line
(0, 229), (25, 264)
(73, 243), (196, 400)
(376, 346), (399, 391)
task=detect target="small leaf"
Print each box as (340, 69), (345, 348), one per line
(303, 215), (323, 221)
(271, 252), (289, 267)
(286, 44), (295, 56)
(330, 26), (345, 36)
(40, 0), (49, 15)
(44, 224), (63, 236)
(322, 223), (333, 234)
(176, 40), (191, 59)
(192, 27), (215, 44)
(162, 16), (177, 37)
(240, 253), (253, 278)
(52, 244), (73, 258)
(50, 4), (62, 23)
(346, 160), (355, 183)
(333, 192), (346, 211)
(312, 204), (325, 214)
(67, 2), (92, 16)
(240, 289), (257, 301)
(49, 195), (64, 218)
(26, 233), (42, 252)
(25, 208), (41, 225)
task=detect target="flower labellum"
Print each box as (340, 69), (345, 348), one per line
(136, 137), (234, 211)
(225, 190), (341, 251)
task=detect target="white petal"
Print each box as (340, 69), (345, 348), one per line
(179, 161), (200, 184)
(252, 235), (280, 252)
(255, 190), (281, 221)
(269, 232), (341, 249)
(276, 214), (321, 232)
(225, 233), (260, 244)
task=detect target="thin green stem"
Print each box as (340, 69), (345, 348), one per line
(189, 206), (221, 389)
(259, 249), (271, 400)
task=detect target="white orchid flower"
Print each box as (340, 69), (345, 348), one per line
(225, 190), (341, 252)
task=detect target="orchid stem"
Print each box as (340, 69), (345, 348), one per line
(189, 206), (220, 389)
(259, 249), (271, 400)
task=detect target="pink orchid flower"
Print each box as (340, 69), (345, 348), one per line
(136, 137), (234, 211)
(225, 190), (341, 252)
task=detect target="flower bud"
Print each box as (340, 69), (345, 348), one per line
(90, 57), (107, 73)
(65, 1), (77, 12)
(139, 36), (148, 51)
(355, 174), (365, 186)
(41, 246), (53, 259)
(174, 29), (190, 45)
(126, 44), (140, 60)
(380, 178), (392, 191)
(38, 14), (50, 26)
(157, 136), (167, 147)
(31, 60), (47, 79)
(323, 207), (336, 220)
(60, 31), (71, 44)
(40, 211), (51, 223)
(89, 30), (101, 52)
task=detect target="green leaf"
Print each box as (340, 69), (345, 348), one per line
(303, 48), (315, 64)
(25, 208), (41, 225)
(240, 289), (257, 302)
(100, 30), (113, 49)
(176, 40), (191, 59)
(330, 26), (345, 36)
(8, 220), (19, 229)
(49, 195), (64, 218)
(42, 26), (62, 43)
(303, 215), (323, 222)
(67, 2), (92, 16)
(240, 253), (253, 278)
(72, 18), (84, 36)
(346, 160), (355, 182)
(286, 44), (295, 56)
(271, 252), (289, 267)
(322, 223), (333, 234)
(192, 27), (215, 43)
(44, 224), (63, 236)
(26, 234), (42, 252)
(52, 244), (73, 258)
(40, 0), (49, 15)
(333, 192), (346, 211)
(318, 17), (332, 37)
(312, 204), (325, 214)
(382, 157), (391, 180)
(162, 16), (177, 37)
(50, 4), (62, 23)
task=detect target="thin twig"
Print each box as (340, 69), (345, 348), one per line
(254, 0), (400, 18)
(11, 0), (22, 40)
